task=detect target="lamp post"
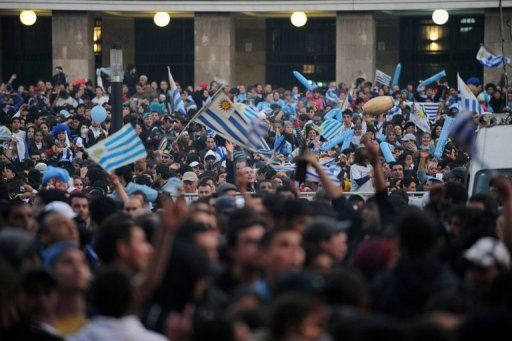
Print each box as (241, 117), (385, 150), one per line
(110, 43), (123, 133)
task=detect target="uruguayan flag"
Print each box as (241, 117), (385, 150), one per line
(477, 45), (510, 68)
(320, 119), (343, 141)
(387, 105), (401, 117)
(0, 126), (12, 141)
(410, 103), (431, 132)
(269, 162), (296, 172)
(194, 91), (270, 153)
(449, 111), (476, 151)
(457, 73), (482, 115)
(167, 67), (186, 116)
(375, 69), (392, 86)
(417, 102), (440, 122)
(325, 88), (341, 105)
(86, 123), (147, 173)
(248, 118), (269, 152)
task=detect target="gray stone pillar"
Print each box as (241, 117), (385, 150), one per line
(101, 17), (135, 68)
(194, 13), (235, 85)
(52, 11), (94, 82)
(235, 17), (266, 86)
(484, 9), (512, 85)
(336, 11), (376, 84)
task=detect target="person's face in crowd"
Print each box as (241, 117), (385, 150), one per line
(120, 226), (153, 273)
(263, 230), (304, 276)
(233, 224), (266, 269)
(259, 181), (274, 193)
(45, 82), (52, 91)
(184, 180), (197, 193)
(73, 178), (84, 191)
(136, 84), (143, 94)
(11, 119), (21, 132)
(361, 201), (380, 230)
(8, 204), (36, 232)
(2, 167), (15, 181)
(42, 213), (79, 246)
(160, 81), (168, 92)
(144, 116), (152, 127)
(31, 154), (41, 163)
(194, 231), (219, 262)
(392, 164), (404, 180)
(206, 137), (216, 150)
(122, 106), (130, 117)
(57, 131), (66, 143)
(40, 123), (49, 135)
(139, 75), (148, 86)
(354, 125), (362, 137)
(308, 129), (317, 140)
(192, 165), (202, 176)
(264, 84), (272, 94)
(404, 154), (414, 168)
(405, 181), (417, 192)
(427, 162), (438, 176)
(198, 184), (213, 198)
(124, 198), (144, 218)
(150, 81), (158, 90)
(71, 197), (89, 221)
(465, 264), (500, 298)
(394, 125), (403, 138)
(217, 172), (227, 185)
(435, 125), (442, 137)
(422, 133), (431, 146)
(387, 131), (397, 143)
(426, 88), (434, 97)
(95, 87), (103, 97)
(151, 112), (160, 122)
(243, 166), (255, 184)
(284, 124), (293, 135)
(273, 177), (284, 188)
(322, 232), (348, 262)
(53, 249), (90, 292)
(343, 114), (352, 126)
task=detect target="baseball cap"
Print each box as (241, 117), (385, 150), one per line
(467, 77), (481, 86)
(217, 182), (237, 194)
(303, 217), (349, 244)
(59, 109), (71, 119)
(401, 133), (416, 142)
(44, 201), (77, 219)
(34, 162), (48, 174)
(189, 161), (201, 168)
(204, 150), (217, 161)
(182, 171), (198, 182)
(464, 237), (510, 269)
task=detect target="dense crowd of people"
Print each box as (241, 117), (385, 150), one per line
(1, 64), (512, 340)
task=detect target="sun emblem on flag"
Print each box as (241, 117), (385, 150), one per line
(218, 99), (232, 112)
(93, 147), (106, 158)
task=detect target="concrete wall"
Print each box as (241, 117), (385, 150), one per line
(101, 16), (135, 68)
(336, 11), (376, 84)
(376, 16), (400, 77)
(235, 17), (266, 86)
(194, 13), (235, 85)
(52, 11), (94, 82)
(484, 8), (512, 85)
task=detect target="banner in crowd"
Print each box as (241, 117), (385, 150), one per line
(86, 123), (147, 173)
(375, 70), (391, 86)
(410, 103), (431, 132)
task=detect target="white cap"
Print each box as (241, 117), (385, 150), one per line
(34, 163), (48, 174)
(45, 201), (77, 219)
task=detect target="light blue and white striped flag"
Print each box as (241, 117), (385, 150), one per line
(320, 119), (343, 141)
(194, 91), (270, 153)
(167, 66), (186, 116)
(0, 126), (12, 141)
(86, 123), (147, 173)
(417, 102), (440, 122)
(457, 73), (482, 115)
(477, 45), (510, 68)
(375, 69), (392, 86)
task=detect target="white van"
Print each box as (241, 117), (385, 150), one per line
(467, 124), (512, 195)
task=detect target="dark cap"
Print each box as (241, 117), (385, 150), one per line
(302, 217), (349, 245)
(217, 182), (237, 194)
(214, 195), (237, 214)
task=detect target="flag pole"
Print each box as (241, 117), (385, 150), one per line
(499, 0), (509, 104)
(171, 85), (226, 146)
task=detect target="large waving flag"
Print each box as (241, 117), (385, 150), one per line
(410, 103), (431, 132)
(477, 45), (510, 68)
(457, 73), (482, 115)
(86, 123), (147, 173)
(375, 69), (392, 86)
(167, 67), (186, 116)
(193, 91), (270, 153)
(320, 119), (343, 141)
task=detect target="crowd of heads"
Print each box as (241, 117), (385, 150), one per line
(1, 66), (512, 340)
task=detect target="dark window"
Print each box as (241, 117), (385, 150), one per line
(266, 18), (335, 88)
(1, 15), (52, 85)
(134, 18), (194, 86)
(400, 15), (484, 86)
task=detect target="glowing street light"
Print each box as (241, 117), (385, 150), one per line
(291, 11), (307, 27)
(432, 9), (449, 25)
(20, 10), (37, 26)
(154, 12), (170, 27)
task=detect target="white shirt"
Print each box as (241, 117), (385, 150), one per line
(92, 95), (110, 106)
(67, 315), (167, 341)
(350, 163), (374, 192)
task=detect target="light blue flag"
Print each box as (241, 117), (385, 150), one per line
(417, 102), (440, 122)
(477, 45), (510, 68)
(324, 108), (343, 121)
(168, 66), (186, 116)
(434, 116), (454, 160)
(0, 126), (12, 141)
(86, 123), (147, 173)
(321, 129), (353, 151)
(195, 92), (270, 153)
(457, 73), (482, 115)
(392, 63), (401, 86)
(375, 69), (391, 86)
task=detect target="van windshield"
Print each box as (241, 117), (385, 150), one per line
(473, 169), (512, 194)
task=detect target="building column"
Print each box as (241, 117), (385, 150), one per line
(194, 13), (235, 85)
(235, 17), (266, 86)
(101, 16), (135, 68)
(484, 9), (512, 85)
(336, 11), (376, 84)
(52, 11), (94, 82)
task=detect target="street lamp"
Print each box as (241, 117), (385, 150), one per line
(110, 43), (123, 133)
(154, 12), (170, 27)
(432, 9), (449, 25)
(20, 10), (37, 26)
(291, 12), (307, 27)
